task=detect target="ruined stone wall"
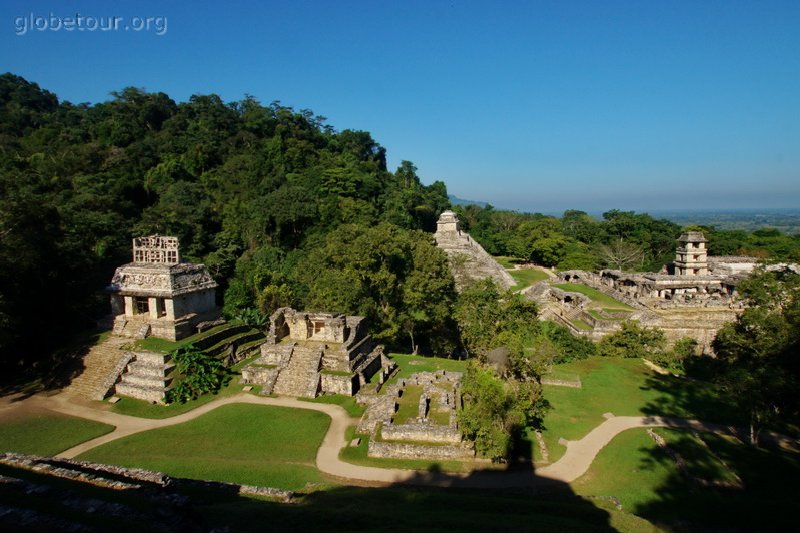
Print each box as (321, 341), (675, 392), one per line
(368, 440), (474, 461)
(380, 423), (461, 444)
(320, 372), (355, 395)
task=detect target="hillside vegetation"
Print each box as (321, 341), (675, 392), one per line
(0, 73), (455, 371)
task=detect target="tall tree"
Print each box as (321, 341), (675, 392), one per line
(712, 267), (800, 445)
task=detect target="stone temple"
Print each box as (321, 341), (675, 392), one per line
(108, 236), (219, 341)
(434, 210), (515, 291)
(241, 307), (389, 397)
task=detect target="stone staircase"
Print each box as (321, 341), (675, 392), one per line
(114, 351), (174, 404)
(63, 336), (131, 400)
(272, 345), (322, 398)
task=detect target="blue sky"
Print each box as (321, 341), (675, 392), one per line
(2, 0), (799, 213)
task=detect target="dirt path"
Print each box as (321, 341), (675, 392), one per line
(4, 392), (747, 488)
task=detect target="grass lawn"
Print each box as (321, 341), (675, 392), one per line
(301, 394), (365, 418)
(494, 255), (520, 268)
(572, 427), (800, 531)
(382, 353), (467, 391)
(551, 283), (634, 311)
(539, 357), (741, 463)
(572, 319), (593, 331)
(509, 268), (550, 290)
(392, 385), (423, 424)
(0, 410), (114, 456)
(132, 322), (247, 353)
(110, 355), (259, 419)
(78, 404), (331, 491)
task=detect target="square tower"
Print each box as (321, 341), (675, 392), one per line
(675, 231), (709, 276)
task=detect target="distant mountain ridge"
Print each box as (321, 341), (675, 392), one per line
(448, 194), (488, 208)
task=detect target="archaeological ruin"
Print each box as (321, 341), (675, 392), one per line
(241, 307), (391, 398)
(108, 236), (220, 341)
(357, 370), (474, 461)
(435, 210), (516, 291)
(529, 231), (763, 352)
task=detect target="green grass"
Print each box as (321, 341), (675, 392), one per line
(494, 255), (520, 268)
(300, 394), (366, 418)
(392, 385), (423, 424)
(540, 357), (740, 463)
(588, 309), (630, 321)
(0, 411), (114, 456)
(110, 355), (259, 419)
(551, 283), (634, 311)
(382, 353), (467, 391)
(509, 267), (551, 290)
(572, 319), (593, 331)
(78, 404), (332, 491)
(131, 322), (247, 353)
(572, 427), (800, 531)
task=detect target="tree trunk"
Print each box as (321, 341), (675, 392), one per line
(750, 410), (761, 447)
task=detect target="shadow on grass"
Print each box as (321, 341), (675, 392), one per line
(0, 450), (622, 532)
(632, 429), (800, 531)
(638, 371), (744, 427)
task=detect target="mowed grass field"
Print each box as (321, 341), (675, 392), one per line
(509, 268), (551, 290)
(77, 404), (331, 491)
(550, 282), (634, 311)
(0, 410), (114, 456)
(539, 357), (741, 463)
(572, 427), (800, 531)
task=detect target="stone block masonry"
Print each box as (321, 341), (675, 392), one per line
(434, 210), (515, 291)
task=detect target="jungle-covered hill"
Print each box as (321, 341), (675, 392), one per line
(0, 73), (453, 370)
(2, 73), (798, 374)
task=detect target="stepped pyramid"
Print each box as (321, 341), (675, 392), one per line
(434, 210), (515, 291)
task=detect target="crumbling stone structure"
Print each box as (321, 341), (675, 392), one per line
(435, 210), (515, 291)
(358, 371), (474, 461)
(108, 236), (219, 341)
(241, 308), (387, 398)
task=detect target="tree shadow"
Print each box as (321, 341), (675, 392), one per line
(631, 428), (800, 531)
(0, 328), (101, 402)
(0, 451), (620, 532)
(638, 371), (744, 427)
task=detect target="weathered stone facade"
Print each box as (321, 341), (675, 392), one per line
(108, 236), (220, 341)
(241, 307), (387, 398)
(434, 210), (515, 291)
(358, 371), (475, 461)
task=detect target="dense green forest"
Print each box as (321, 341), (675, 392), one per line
(1, 73), (798, 375)
(0, 73), (452, 370)
(453, 204), (800, 271)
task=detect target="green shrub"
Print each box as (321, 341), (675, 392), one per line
(597, 321), (666, 359)
(166, 344), (231, 404)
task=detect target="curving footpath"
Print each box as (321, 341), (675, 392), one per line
(5, 391), (750, 489)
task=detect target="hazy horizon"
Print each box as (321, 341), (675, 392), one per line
(3, 0), (798, 212)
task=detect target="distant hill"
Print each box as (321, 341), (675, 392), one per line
(448, 194), (488, 208)
(651, 208), (800, 234)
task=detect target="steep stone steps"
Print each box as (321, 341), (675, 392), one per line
(272, 346), (322, 398)
(63, 336), (131, 400)
(114, 351), (173, 404)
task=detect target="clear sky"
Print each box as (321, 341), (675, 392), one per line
(2, 0), (799, 213)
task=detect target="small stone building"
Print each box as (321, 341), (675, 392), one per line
(242, 307), (388, 397)
(108, 236), (219, 341)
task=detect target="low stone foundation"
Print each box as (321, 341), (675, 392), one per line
(368, 440), (474, 461)
(381, 422), (461, 444)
